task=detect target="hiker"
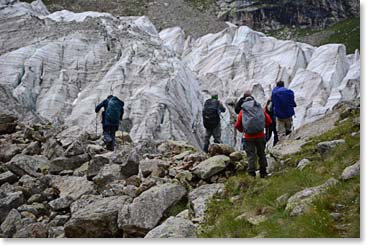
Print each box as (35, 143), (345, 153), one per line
(234, 90), (252, 150)
(265, 98), (279, 146)
(234, 93), (272, 178)
(202, 94), (226, 153)
(271, 81), (296, 141)
(95, 95), (124, 151)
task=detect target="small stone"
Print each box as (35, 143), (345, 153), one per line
(229, 151), (243, 162)
(297, 159), (311, 170)
(0, 171), (19, 185)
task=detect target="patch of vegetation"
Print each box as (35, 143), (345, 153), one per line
(199, 110), (360, 238)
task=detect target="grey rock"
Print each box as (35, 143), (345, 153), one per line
(0, 171), (18, 185)
(49, 153), (90, 174)
(0, 191), (24, 223)
(140, 159), (170, 178)
(192, 155), (230, 180)
(27, 194), (43, 204)
(22, 141), (42, 155)
(173, 150), (192, 161)
(120, 150), (140, 178)
(13, 222), (48, 238)
(17, 202), (48, 217)
(0, 113), (17, 134)
(64, 195), (131, 238)
(176, 209), (190, 220)
(317, 139), (346, 155)
(118, 183), (187, 237)
(188, 183), (224, 221)
(229, 151), (243, 162)
(93, 164), (123, 189)
(86, 144), (105, 155)
(48, 226), (65, 238)
(48, 214), (70, 227)
(73, 162), (89, 177)
(286, 178), (339, 216)
(340, 160), (360, 180)
(0, 143), (27, 163)
(183, 152), (207, 163)
(87, 155), (110, 180)
(64, 140), (86, 157)
(125, 175), (142, 187)
(6, 154), (48, 177)
(41, 138), (64, 160)
(49, 196), (74, 211)
(0, 208), (22, 237)
(50, 176), (96, 201)
(208, 143), (235, 157)
(144, 216), (197, 238)
(122, 185), (138, 198)
(297, 158), (311, 170)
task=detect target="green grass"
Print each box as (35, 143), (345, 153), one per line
(199, 109), (360, 238)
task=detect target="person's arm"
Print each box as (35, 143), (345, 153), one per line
(120, 103), (124, 120)
(218, 101), (226, 113)
(234, 111), (243, 132)
(95, 99), (107, 113)
(234, 98), (243, 114)
(264, 110), (272, 128)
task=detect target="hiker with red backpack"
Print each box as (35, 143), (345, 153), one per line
(271, 81), (297, 141)
(95, 95), (124, 151)
(202, 94), (226, 153)
(234, 91), (272, 178)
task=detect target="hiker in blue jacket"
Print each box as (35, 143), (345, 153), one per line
(95, 95), (124, 151)
(271, 81), (296, 141)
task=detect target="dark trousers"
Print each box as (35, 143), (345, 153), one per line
(266, 122), (279, 146)
(243, 138), (268, 175)
(203, 123), (222, 153)
(103, 127), (117, 151)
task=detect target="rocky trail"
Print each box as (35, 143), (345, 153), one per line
(0, 99), (360, 238)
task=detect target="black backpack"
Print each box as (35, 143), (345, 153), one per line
(202, 99), (220, 130)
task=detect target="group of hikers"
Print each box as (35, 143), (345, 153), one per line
(95, 80), (296, 178)
(202, 81), (296, 178)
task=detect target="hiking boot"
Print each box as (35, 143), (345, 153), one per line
(248, 172), (256, 178)
(260, 172), (268, 178)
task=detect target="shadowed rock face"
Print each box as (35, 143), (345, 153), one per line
(0, 1), (360, 150)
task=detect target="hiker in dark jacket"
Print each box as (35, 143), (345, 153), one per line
(271, 81), (296, 141)
(265, 98), (279, 146)
(234, 92), (249, 114)
(234, 93), (272, 178)
(95, 95), (124, 151)
(202, 94), (226, 153)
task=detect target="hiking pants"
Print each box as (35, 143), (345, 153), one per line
(103, 128), (117, 151)
(203, 123), (222, 152)
(266, 121), (279, 146)
(276, 117), (293, 141)
(243, 138), (267, 176)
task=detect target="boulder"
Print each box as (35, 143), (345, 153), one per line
(49, 153), (91, 174)
(17, 202), (48, 217)
(0, 113), (17, 134)
(22, 141), (42, 155)
(48, 214), (70, 227)
(0, 208), (22, 237)
(13, 222), (48, 238)
(208, 144), (235, 156)
(144, 217), (197, 238)
(118, 183), (187, 237)
(49, 196), (74, 211)
(317, 139), (346, 156)
(120, 150), (140, 178)
(139, 159), (170, 178)
(0, 191), (24, 223)
(5, 154), (48, 177)
(64, 140), (86, 157)
(93, 164), (123, 189)
(340, 160), (360, 180)
(0, 171), (19, 185)
(286, 178), (339, 216)
(229, 151), (243, 162)
(87, 155), (110, 180)
(64, 195), (132, 238)
(86, 144), (105, 155)
(50, 176), (96, 201)
(297, 158), (311, 170)
(192, 155), (230, 180)
(0, 143), (27, 163)
(188, 183), (224, 221)
(41, 138), (64, 160)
